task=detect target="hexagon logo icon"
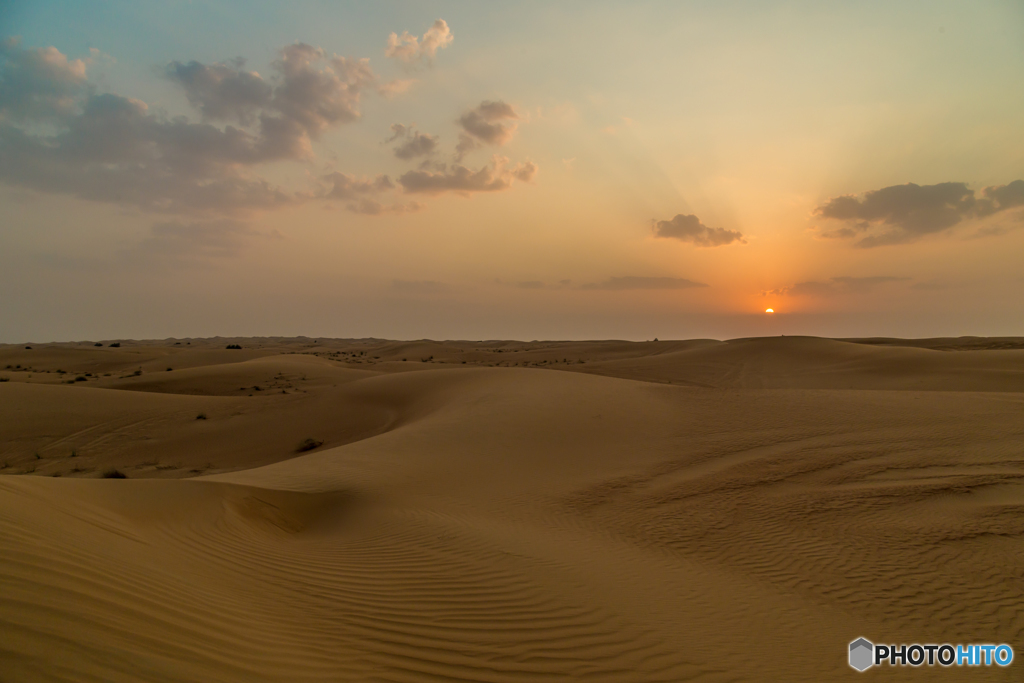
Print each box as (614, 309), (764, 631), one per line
(849, 637), (874, 671)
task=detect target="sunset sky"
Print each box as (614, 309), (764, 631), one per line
(2, 0), (1023, 342)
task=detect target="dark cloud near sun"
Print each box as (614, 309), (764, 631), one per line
(653, 214), (746, 247)
(816, 180), (1024, 247)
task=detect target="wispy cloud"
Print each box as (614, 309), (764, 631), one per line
(400, 156), (536, 195)
(765, 276), (909, 297)
(581, 276), (707, 290)
(392, 279), (447, 292)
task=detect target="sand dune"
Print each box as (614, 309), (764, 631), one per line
(2, 337), (1023, 681)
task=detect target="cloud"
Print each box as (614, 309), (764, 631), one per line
(399, 156), (536, 195)
(133, 219), (264, 260)
(386, 19), (453, 65)
(976, 180), (1024, 216)
(0, 38), (537, 222)
(377, 78), (415, 97)
(653, 214), (746, 247)
(163, 58), (272, 125)
(321, 172), (422, 214)
(323, 172), (393, 199)
(815, 180), (1024, 247)
(581, 276), (707, 291)
(966, 224), (1014, 240)
(0, 37), (89, 122)
(384, 123), (438, 160)
(0, 40), (384, 215)
(455, 100), (519, 160)
(767, 276), (909, 297)
(269, 43), (374, 135)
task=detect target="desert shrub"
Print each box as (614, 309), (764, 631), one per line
(70, 450), (77, 458)
(132, 369), (142, 376)
(74, 376), (87, 382)
(24, 346), (31, 350)
(0, 377), (8, 382)
(196, 413), (207, 420)
(297, 438), (323, 452)
(166, 367), (173, 371)
(101, 469), (127, 479)
(226, 344), (242, 349)
(109, 342), (120, 347)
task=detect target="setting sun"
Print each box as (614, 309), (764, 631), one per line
(765, 308), (775, 314)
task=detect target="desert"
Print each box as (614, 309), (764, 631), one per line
(2, 335), (1022, 681)
(4, 2), (1024, 679)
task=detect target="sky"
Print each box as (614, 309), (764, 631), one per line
(1, 0), (1023, 342)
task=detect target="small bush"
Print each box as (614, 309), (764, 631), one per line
(24, 346), (32, 350)
(226, 344), (242, 350)
(196, 412), (207, 420)
(166, 367), (173, 372)
(132, 369), (142, 376)
(101, 468), (127, 479)
(94, 342), (103, 347)
(297, 438), (323, 453)
(70, 450), (77, 458)
(74, 376), (87, 382)
(109, 342), (120, 347)
(0, 377), (8, 382)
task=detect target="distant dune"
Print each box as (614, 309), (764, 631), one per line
(1, 336), (1022, 681)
